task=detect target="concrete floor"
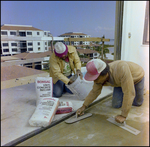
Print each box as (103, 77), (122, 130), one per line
(1, 82), (113, 146)
(17, 92), (149, 146)
(1, 66), (149, 146)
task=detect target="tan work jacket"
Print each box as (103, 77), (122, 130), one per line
(83, 60), (145, 118)
(49, 45), (81, 85)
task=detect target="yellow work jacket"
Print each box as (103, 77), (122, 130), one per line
(49, 45), (81, 85)
(83, 60), (145, 118)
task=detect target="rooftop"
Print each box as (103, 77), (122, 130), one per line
(1, 24), (42, 31)
(12, 51), (52, 60)
(59, 32), (88, 36)
(1, 62), (149, 146)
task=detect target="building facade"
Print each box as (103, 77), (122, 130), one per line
(1, 24), (52, 56)
(59, 32), (91, 46)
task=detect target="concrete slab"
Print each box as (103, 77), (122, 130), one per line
(16, 92), (149, 146)
(1, 82), (113, 146)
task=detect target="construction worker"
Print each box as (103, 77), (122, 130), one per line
(76, 59), (145, 123)
(49, 42), (83, 97)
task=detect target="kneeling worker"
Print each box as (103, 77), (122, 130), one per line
(76, 59), (145, 123)
(49, 42), (83, 97)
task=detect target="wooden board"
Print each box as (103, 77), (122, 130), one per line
(64, 37), (110, 42)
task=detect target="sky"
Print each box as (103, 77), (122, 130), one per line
(1, 1), (116, 39)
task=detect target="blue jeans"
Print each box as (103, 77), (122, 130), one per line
(112, 77), (144, 108)
(53, 75), (73, 97)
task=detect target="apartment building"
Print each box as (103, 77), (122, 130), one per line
(1, 24), (52, 56)
(59, 32), (91, 46)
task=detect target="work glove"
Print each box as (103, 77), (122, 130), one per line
(76, 69), (83, 80)
(115, 115), (126, 123)
(76, 104), (86, 117)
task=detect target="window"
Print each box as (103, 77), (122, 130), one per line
(38, 42), (40, 45)
(1, 31), (7, 35)
(12, 48), (17, 52)
(3, 49), (9, 52)
(37, 32), (40, 35)
(143, 1), (149, 45)
(10, 31), (16, 35)
(90, 54), (93, 57)
(20, 48), (27, 53)
(45, 42), (47, 45)
(94, 53), (97, 56)
(19, 32), (26, 36)
(45, 47), (47, 50)
(20, 41), (27, 47)
(28, 42), (33, 46)
(44, 32), (46, 35)
(38, 47), (40, 51)
(11, 43), (17, 46)
(3, 43), (8, 47)
(27, 32), (32, 35)
(80, 41), (83, 44)
(28, 48), (33, 51)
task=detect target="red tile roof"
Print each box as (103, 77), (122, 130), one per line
(12, 51), (52, 60)
(1, 25), (42, 31)
(59, 32), (88, 36)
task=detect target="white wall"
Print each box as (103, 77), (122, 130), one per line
(121, 1), (149, 92)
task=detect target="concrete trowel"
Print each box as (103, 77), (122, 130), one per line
(107, 117), (141, 135)
(65, 113), (92, 124)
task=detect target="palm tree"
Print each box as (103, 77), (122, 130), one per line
(95, 44), (109, 59)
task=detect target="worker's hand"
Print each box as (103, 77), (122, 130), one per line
(115, 115), (126, 123)
(76, 105), (86, 117)
(76, 69), (83, 80)
(68, 78), (74, 85)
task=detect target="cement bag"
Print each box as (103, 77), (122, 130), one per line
(66, 75), (93, 100)
(35, 77), (53, 106)
(56, 101), (73, 114)
(29, 97), (59, 127)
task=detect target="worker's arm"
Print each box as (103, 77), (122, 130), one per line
(83, 82), (103, 107)
(72, 47), (81, 71)
(72, 47), (83, 79)
(76, 83), (103, 116)
(50, 55), (70, 84)
(119, 63), (135, 118)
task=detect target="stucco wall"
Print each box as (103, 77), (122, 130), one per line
(121, 1), (149, 91)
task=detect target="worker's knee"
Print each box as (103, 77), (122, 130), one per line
(132, 98), (144, 106)
(53, 85), (63, 97)
(112, 102), (122, 108)
(53, 92), (63, 98)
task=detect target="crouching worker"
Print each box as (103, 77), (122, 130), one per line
(76, 59), (145, 123)
(49, 42), (83, 97)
